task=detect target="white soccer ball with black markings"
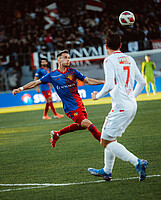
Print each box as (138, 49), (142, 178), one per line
(119, 11), (135, 26)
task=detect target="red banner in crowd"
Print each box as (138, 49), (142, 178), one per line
(151, 39), (161, 49)
(85, 0), (104, 12)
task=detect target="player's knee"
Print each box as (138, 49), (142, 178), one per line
(100, 139), (108, 148)
(47, 97), (52, 103)
(100, 139), (116, 148)
(81, 119), (92, 128)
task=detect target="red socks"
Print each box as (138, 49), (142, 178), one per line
(59, 123), (85, 135)
(48, 102), (57, 115)
(44, 103), (49, 116)
(88, 124), (101, 141)
(58, 123), (101, 142)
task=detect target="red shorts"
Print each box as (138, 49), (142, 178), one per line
(42, 90), (52, 99)
(66, 107), (87, 125)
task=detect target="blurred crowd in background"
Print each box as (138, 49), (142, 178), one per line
(0, 0), (161, 90)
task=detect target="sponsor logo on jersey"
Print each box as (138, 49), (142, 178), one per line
(125, 89), (132, 95)
(118, 57), (131, 64)
(56, 83), (76, 90)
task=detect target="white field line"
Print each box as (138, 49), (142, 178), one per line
(0, 174), (160, 193)
(0, 186), (49, 192)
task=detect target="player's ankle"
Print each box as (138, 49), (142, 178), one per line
(57, 131), (61, 136)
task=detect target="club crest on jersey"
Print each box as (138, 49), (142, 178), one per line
(74, 112), (78, 116)
(68, 74), (73, 81)
(118, 57), (130, 64)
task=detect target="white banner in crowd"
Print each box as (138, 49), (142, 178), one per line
(44, 3), (59, 30)
(128, 41), (139, 52)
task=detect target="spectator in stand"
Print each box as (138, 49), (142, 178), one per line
(9, 37), (20, 62)
(159, 23), (161, 37)
(64, 33), (77, 49)
(0, 0), (160, 61)
(77, 24), (85, 35)
(44, 32), (54, 52)
(115, 27), (124, 37)
(8, 69), (20, 90)
(0, 59), (6, 90)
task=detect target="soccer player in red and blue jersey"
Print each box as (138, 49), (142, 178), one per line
(34, 58), (64, 119)
(12, 50), (105, 147)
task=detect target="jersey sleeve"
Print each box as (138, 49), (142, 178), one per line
(152, 62), (156, 70)
(141, 62), (145, 74)
(96, 59), (115, 99)
(133, 60), (146, 98)
(74, 69), (86, 81)
(35, 69), (40, 78)
(40, 73), (51, 84)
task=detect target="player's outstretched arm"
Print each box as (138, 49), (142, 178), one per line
(12, 80), (42, 96)
(34, 76), (40, 93)
(83, 77), (105, 85)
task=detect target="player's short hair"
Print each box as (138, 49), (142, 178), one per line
(145, 54), (150, 57)
(57, 50), (69, 58)
(105, 30), (121, 50)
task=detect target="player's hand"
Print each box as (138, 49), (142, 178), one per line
(91, 91), (98, 100)
(12, 88), (21, 96)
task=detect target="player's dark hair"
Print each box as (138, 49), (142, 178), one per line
(57, 49), (69, 58)
(105, 30), (121, 50)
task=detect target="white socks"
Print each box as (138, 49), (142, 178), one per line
(106, 141), (138, 167)
(103, 148), (115, 174)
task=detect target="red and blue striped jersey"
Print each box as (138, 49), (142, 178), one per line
(40, 67), (86, 113)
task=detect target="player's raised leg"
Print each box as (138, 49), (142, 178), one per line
(50, 123), (84, 147)
(50, 109), (101, 148)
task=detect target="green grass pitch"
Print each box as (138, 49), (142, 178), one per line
(0, 100), (161, 200)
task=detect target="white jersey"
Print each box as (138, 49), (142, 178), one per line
(96, 51), (146, 111)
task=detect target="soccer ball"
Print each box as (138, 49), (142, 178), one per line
(119, 11), (135, 26)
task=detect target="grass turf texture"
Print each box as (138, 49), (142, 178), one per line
(0, 100), (161, 200)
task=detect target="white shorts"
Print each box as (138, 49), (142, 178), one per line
(101, 107), (137, 140)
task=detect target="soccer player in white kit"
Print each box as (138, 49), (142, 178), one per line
(88, 30), (148, 181)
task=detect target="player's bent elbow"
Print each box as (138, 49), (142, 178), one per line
(107, 85), (114, 93)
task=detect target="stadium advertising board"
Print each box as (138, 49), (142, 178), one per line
(0, 84), (108, 108)
(1, 77), (161, 108)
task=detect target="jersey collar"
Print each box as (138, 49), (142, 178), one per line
(57, 68), (68, 74)
(112, 51), (122, 54)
